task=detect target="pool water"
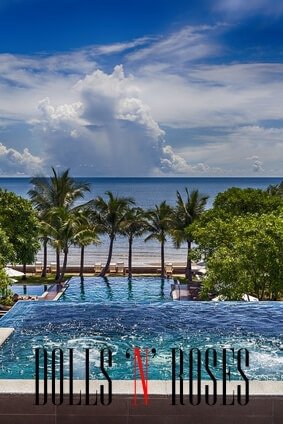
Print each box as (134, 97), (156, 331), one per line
(11, 284), (49, 296)
(0, 300), (282, 380)
(59, 277), (173, 303)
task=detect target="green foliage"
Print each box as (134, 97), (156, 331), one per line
(0, 189), (40, 265)
(28, 167), (90, 213)
(193, 212), (283, 300)
(214, 187), (283, 216)
(145, 201), (173, 244)
(171, 188), (208, 247)
(0, 268), (11, 295)
(0, 294), (14, 306)
(0, 226), (14, 266)
(90, 191), (135, 237)
(121, 207), (147, 239)
(266, 180), (283, 197)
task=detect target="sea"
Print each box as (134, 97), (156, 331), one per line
(0, 177), (282, 266)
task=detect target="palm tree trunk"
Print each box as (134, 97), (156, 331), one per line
(41, 238), (48, 277)
(55, 246), (60, 281)
(186, 240), (192, 284)
(22, 263), (27, 280)
(161, 238), (165, 278)
(58, 249), (68, 284)
(128, 236), (133, 278)
(80, 246), (85, 277)
(100, 235), (115, 277)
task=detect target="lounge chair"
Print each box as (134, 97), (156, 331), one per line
(117, 262), (125, 275)
(94, 263), (102, 274)
(109, 263), (117, 274)
(165, 263), (173, 277)
(50, 262), (56, 273)
(35, 261), (43, 274)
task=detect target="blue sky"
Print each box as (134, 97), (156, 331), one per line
(0, 0), (282, 176)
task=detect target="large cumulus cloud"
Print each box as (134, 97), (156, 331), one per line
(32, 65), (192, 176)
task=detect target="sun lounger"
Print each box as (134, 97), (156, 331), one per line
(165, 263), (173, 277)
(117, 262), (125, 275)
(94, 263), (102, 274)
(50, 262), (56, 273)
(109, 263), (117, 274)
(35, 261), (43, 274)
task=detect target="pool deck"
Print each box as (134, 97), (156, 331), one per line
(0, 328), (14, 347)
(0, 379), (282, 395)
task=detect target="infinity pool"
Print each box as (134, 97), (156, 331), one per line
(11, 284), (49, 296)
(0, 301), (282, 380)
(59, 276), (173, 302)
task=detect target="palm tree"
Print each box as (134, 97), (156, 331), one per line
(90, 191), (134, 277)
(171, 188), (208, 283)
(145, 201), (173, 278)
(266, 181), (283, 197)
(121, 207), (147, 278)
(28, 168), (90, 277)
(73, 209), (100, 277)
(45, 207), (95, 283)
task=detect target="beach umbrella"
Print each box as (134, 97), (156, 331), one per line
(4, 267), (25, 277)
(9, 278), (17, 283)
(211, 295), (227, 301)
(191, 265), (202, 272)
(242, 294), (259, 302)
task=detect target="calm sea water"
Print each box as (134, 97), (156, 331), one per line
(0, 177), (281, 265)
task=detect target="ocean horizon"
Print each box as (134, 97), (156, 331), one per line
(1, 176), (282, 266)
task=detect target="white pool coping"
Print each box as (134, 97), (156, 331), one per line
(0, 328), (14, 347)
(0, 379), (282, 395)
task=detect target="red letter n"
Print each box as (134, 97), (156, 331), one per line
(132, 347), (149, 406)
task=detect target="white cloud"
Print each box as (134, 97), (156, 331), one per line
(0, 142), (42, 175)
(96, 38), (151, 55)
(32, 65), (200, 176)
(0, 26), (282, 176)
(134, 63), (283, 129)
(127, 25), (223, 67)
(177, 126), (283, 175)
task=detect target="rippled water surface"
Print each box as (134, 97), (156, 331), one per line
(0, 300), (282, 380)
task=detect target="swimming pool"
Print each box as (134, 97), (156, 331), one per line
(59, 276), (173, 302)
(10, 284), (49, 296)
(0, 301), (282, 380)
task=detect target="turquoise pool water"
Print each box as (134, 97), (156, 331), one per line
(11, 284), (49, 296)
(0, 300), (282, 380)
(59, 277), (173, 303)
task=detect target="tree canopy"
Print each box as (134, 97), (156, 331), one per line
(191, 186), (283, 300)
(0, 189), (40, 267)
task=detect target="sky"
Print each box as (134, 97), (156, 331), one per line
(0, 0), (282, 176)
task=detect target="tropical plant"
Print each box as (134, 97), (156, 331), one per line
(89, 191), (134, 277)
(193, 212), (283, 300)
(120, 207), (147, 278)
(73, 209), (100, 277)
(213, 187), (283, 216)
(0, 226), (14, 267)
(266, 181), (283, 197)
(145, 201), (173, 277)
(171, 188), (208, 283)
(0, 189), (40, 278)
(0, 268), (12, 298)
(44, 207), (97, 283)
(28, 168), (90, 277)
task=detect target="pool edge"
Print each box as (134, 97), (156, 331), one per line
(0, 380), (282, 395)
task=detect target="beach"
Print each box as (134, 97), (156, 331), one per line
(1, 176), (281, 267)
